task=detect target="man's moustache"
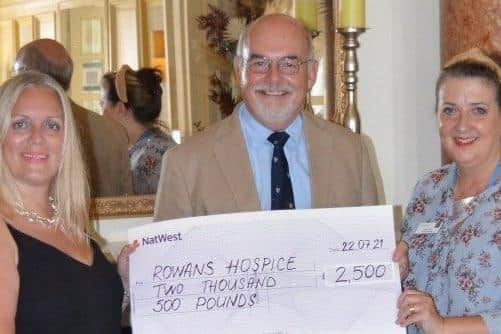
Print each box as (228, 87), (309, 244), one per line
(252, 84), (293, 94)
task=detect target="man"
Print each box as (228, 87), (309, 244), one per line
(154, 14), (378, 220)
(14, 39), (133, 197)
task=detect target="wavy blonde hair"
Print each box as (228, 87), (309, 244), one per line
(0, 71), (89, 241)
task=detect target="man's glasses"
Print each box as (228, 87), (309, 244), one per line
(243, 56), (313, 75)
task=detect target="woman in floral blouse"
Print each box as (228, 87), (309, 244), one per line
(100, 66), (176, 194)
(395, 48), (500, 334)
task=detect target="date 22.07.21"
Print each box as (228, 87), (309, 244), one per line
(330, 239), (384, 253)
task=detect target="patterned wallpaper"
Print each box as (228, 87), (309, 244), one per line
(441, 0), (501, 64)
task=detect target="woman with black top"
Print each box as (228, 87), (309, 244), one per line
(0, 71), (135, 334)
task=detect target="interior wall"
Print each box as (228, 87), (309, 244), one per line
(163, 0), (221, 139)
(441, 0), (501, 63)
(114, 6), (138, 69)
(66, 5), (106, 111)
(0, 19), (15, 82)
(358, 0), (441, 210)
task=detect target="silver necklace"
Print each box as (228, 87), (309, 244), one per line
(14, 197), (59, 227)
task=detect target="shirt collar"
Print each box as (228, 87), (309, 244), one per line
(488, 160), (501, 186)
(238, 102), (303, 147)
(451, 159), (501, 188)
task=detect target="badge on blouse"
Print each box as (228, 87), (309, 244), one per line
(414, 221), (442, 234)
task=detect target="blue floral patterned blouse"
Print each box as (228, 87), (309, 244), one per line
(129, 129), (177, 194)
(402, 162), (500, 334)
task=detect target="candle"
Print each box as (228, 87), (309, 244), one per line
(338, 0), (366, 28)
(295, 0), (318, 32)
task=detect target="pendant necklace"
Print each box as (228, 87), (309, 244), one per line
(14, 196), (60, 227)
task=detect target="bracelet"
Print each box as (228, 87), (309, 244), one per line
(122, 288), (130, 311)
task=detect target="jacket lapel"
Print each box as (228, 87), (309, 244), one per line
(213, 112), (261, 212)
(303, 112), (333, 207)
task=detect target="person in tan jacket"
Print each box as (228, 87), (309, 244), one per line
(154, 14), (378, 221)
(14, 39), (132, 197)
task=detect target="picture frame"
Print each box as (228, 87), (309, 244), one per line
(90, 195), (155, 218)
(81, 17), (102, 54)
(82, 62), (102, 91)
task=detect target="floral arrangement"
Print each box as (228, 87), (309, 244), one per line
(196, 1), (267, 117)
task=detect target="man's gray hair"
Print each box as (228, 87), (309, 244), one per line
(234, 15), (315, 64)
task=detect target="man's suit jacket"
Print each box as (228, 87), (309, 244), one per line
(71, 101), (133, 197)
(154, 111), (378, 220)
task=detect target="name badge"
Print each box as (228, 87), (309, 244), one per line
(415, 221), (441, 234)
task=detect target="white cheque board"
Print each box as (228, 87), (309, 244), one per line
(128, 206), (404, 334)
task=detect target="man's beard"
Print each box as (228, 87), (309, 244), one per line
(250, 83), (297, 122)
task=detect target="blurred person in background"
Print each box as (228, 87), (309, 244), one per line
(101, 65), (176, 195)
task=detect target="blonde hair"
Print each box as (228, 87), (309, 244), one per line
(0, 71), (89, 241)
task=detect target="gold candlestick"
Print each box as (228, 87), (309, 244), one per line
(337, 27), (365, 133)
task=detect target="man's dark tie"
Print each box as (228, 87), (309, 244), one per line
(268, 132), (295, 210)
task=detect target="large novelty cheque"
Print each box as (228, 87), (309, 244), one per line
(128, 206), (404, 334)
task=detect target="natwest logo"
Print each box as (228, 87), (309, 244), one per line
(142, 232), (182, 246)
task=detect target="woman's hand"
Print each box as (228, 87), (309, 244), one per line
(396, 288), (445, 334)
(117, 240), (139, 289)
(392, 241), (409, 280)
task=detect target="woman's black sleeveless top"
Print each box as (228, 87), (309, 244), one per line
(7, 224), (123, 334)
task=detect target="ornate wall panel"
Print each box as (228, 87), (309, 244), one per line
(441, 0), (501, 64)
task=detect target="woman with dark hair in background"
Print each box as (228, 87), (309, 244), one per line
(395, 48), (500, 334)
(101, 65), (176, 194)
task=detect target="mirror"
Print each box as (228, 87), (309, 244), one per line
(0, 0), (344, 217)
